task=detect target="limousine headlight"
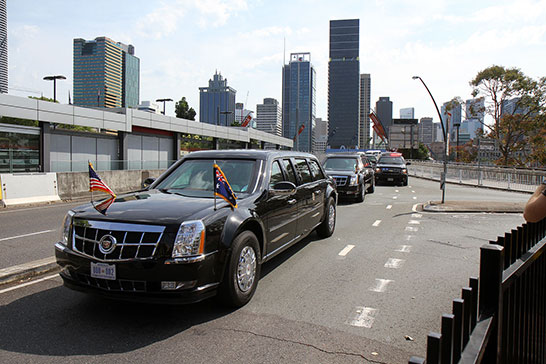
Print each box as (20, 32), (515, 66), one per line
(172, 220), (206, 257)
(402, 168), (408, 174)
(60, 210), (75, 246)
(349, 175), (358, 186)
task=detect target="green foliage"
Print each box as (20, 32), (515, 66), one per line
(0, 116), (39, 127)
(175, 97), (196, 120)
(29, 96), (58, 103)
(231, 121), (241, 127)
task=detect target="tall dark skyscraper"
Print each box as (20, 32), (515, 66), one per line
(199, 71), (236, 126)
(73, 37), (140, 108)
(282, 53), (316, 152)
(359, 73), (371, 149)
(0, 0), (7, 94)
(376, 96), (393, 139)
(328, 19), (360, 149)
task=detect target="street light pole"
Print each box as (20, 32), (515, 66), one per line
(412, 75), (448, 203)
(43, 75), (66, 103)
(156, 98), (173, 115)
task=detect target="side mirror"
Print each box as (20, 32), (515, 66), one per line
(142, 177), (156, 189)
(270, 181), (297, 196)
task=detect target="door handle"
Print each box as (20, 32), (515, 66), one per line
(288, 199), (297, 205)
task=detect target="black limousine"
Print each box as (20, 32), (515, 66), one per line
(55, 150), (337, 307)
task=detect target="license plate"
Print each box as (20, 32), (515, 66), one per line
(91, 262), (116, 280)
(387, 178), (394, 181)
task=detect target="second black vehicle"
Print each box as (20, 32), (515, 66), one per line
(374, 152), (410, 186)
(322, 153), (374, 202)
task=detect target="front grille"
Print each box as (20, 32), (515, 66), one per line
(332, 176), (348, 186)
(72, 272), (146, 292)
(380, 168), (401, 174)
(72, 219), (165, 262)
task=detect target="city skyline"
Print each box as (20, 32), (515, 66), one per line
(6, 0), (546, 126)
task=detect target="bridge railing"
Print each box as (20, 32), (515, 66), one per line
(409, 217), (546, 364)
(408, 160), (546, 193)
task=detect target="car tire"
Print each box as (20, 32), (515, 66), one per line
(403, 178), (408, 186)
(355, 184), (365, 202)
(317, 196), (336, 238)
(367, 178), (375, 194)
(217, 231), (261, 308)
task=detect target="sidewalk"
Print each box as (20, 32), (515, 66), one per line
(422, 200), (525, 213)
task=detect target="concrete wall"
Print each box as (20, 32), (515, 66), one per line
(56, 168), (166, 200)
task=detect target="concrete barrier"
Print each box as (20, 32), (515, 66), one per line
(0, 173), (61, 207)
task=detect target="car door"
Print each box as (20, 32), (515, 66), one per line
(292, 157), (318, 236)
(307, 158), (327, 228)
(263, 159), (298, 256)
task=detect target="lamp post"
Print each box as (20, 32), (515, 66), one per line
(156, 98), (173, 115)
(43, 75), (66, 103)
(412, 75), (448, 203)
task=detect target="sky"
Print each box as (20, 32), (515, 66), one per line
(6, 0), (546, 124)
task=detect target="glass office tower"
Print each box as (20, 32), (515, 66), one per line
(73, 37), (140, 108)
(0, 0), (7, 94)
(199, 72), (236, 126)
(328, 19), (360, 149)
(282, 53), (316, 152)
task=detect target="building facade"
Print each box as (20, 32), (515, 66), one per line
(400, 107), (415, 119)
(73, 37), (140, 109)
(376, 96), (393, 139)
(441, 101), (462, 142)
(199, 71), (236, 126)
(282, 52), (316, 152)
(418, 117), (434, 145)
(0, 0), (7, 94)
(313, 117), (328, 154)
(256, 98), (282, 136)
(328, 19), (360, 149)
(359, 73), (371, 149)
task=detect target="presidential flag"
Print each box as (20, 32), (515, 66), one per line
(213, 163), (237, 208)
(89, 162), (116, 197)
(93, 196), (115, 215)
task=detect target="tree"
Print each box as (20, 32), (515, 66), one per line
(470, 66), (546, 166)
(175, 97), (196, 120)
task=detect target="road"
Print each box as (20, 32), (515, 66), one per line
(0, 178), (529, 363)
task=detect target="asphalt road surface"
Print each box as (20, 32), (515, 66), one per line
(0, 178), (529, 363)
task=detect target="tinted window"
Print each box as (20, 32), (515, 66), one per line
(378, 157), (405, 165)
(323, 157), (359, 171)
(309, 160), (325, 181)
(294, 158), (313, 184)
(269, 161), (284, 188)
(281, 159), (297, 184)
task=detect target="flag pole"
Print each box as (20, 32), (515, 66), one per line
(213, 160), (217, 211)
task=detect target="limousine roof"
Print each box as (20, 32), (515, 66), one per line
(183, 149), (317, 160)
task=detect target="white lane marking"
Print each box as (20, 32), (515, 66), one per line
(393, 196), (398, 200)
(408, 186), (412, 188)
(395, 245), (412, 253)
(408, 220), (420, 225)
(395, 189), (399, 193)
(405, 226), (419, 232)
(338, 245), (355, 257)
(412, 213), (422, 218)
(405, 235), (414, 241)
(386, 205), (392, 210)
(372, 220), (382, 227)
(413, 196), (417, 200)
(385, 258), (405, 268)
(412, 190), (416, 193)
(348, 307), (377, 328)
(0, 230), (56, 242)
(0, 274), (58, 294)
(369, 279), (394, 292)
(412, 203), (419, 212)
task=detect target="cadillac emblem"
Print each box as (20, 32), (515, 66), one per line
(98, 234), (117, 254)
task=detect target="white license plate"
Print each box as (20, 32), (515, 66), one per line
(387, 178), (394, 181)
(91, 262), (116, 280)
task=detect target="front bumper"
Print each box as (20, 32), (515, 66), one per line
(375, 173), (407, 184)
(55, 243), (220, 304)
(336, 184), (360, 197)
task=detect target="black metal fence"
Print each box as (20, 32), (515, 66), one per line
(409, 217), (546, 364)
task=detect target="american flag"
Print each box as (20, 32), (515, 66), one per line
(93, 196), (115, 215)
(89, 162), (116, 197)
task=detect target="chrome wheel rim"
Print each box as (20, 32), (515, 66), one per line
(237, 246), (256, 292)
(328, 204), (335, 232)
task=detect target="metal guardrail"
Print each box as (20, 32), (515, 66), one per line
(408, 161), (546, 193)
(409, 217), (546, 364)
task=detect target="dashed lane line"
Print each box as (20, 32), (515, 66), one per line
(412, 213), (422, 218)
(372, 220), (382, 227)
(405, 226), (419, 232)
(369, 279), (394, 292)
(408, 220), (420, 225)
(338, 245), (355, 257)
(393, 196), (398, 200)
(384, 258), (405, 268)
(386, 205), (392, 210)
(395, 245), (412, 253)
(348, 307), (377, 328)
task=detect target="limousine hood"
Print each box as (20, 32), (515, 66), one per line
(71, 190), (231, 226)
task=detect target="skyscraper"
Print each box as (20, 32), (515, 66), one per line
(73, 37), (140, 108)
(441, 101), (462, 142)
(256, 98), (282, 136)
(400, 107), (415, 119)
(359, 74), (371, 149)
(328, 19), (360, 149)
(376, 97), (393, 139)
(418, 117), (434, 145)
(314, 118), (328, 154)
(282, 52), (316, 152)
(199, 71), (236, 126)
(0, 0), (7, 94)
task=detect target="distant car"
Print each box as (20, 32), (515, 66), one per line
(322, 153), (374, 202)
(55, 150), (337, 308)
(374, 152), (410, 186)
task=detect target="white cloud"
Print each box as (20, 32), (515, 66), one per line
(136, 1), (187, 39)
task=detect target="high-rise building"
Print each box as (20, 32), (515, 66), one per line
(418, 117), (434, 145)
(313, 118), (328, 154)
(376, 97), (393, 138)
(328, 19), (360, 149)
(256, 98), (281, 136)
(0, 0), (7, 94)
(359, 74), (371, 149)
(400, 107), (415, 119)
(199, 71), (236, 126)
(282, 52), (316, 152)
(73, 37), (140, 108)
(441, 101), (461, 142)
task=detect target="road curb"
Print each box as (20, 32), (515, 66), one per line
(422, 200), (525, 213)
(0, 257), (59, 287)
